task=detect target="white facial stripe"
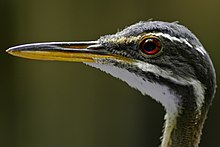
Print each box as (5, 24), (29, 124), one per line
(147, 32), (206, 56)
(151, 32), (183, 43)
(85, 61), (179, 115)
(134, 61), (205, 111)
(195, 46), (207, 55)
(180, 37), (193, 48)
(87, 59), (205, 113)
(148, 32), (192, 48)
(189, 79), (205, 110)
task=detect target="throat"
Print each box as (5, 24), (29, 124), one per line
(161, 104), (207, 147)
(85, 62), (180, 114)
(84, 62), (208, 147)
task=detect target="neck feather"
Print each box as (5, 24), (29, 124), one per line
(85, 62), (210, 147)
(161, 99), (209, 147)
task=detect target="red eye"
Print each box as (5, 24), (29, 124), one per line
(140, 38), (162, 55)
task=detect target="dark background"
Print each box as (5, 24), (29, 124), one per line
(1, 0), (219, 146)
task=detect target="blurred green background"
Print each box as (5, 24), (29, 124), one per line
(0, 0), (219, 146)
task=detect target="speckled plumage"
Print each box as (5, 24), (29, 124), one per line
(99, 21), (216, 107)
(96, 21), (216, 146)
(6, 21), (216, 147)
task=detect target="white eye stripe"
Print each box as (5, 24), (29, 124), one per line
(148, 32), (193, 47)
(147, 32), (206, 55)
(195, 46), (207, 55)
(151, 32), (184, 43)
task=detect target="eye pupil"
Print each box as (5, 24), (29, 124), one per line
(143, 40), (157, 52)
(140, 38), (161, 55)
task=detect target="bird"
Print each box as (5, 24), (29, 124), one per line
(6, 21), (216, 147)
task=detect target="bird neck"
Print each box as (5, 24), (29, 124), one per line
(161, 102), (208, 147)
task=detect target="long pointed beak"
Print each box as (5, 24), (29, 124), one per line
(6, 41), (127, 62)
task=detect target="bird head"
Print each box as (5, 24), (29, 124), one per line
(7, 21), (217, 147)
(7, 21), (216, 115)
